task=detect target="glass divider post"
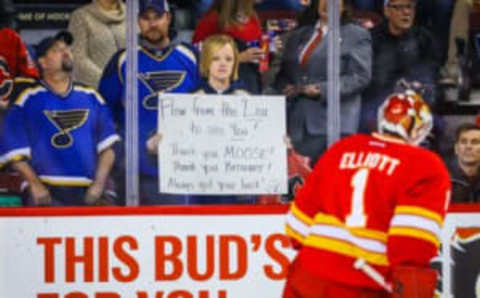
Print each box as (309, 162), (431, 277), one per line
(125, 0), (140, 206)
(327, 0), (342, 147)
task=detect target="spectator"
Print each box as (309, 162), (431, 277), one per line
(262, 0), (311, 92)
(146, 34), (255, 204)
(274, 0), (372, 165)
(99, 0), (200, 205)
(0, 0), (39, 108)
(192, 0), (266, 94)
(145, 34), (247, 154)
(283, 90), (450, 298)
(68, 0), (126, 88)
(360, 0), (442, 134)
(447, 123), (480, 203)
(0, 31), (120, 206)
(194, 34), (249, 95)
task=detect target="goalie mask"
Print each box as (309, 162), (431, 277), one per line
(377, 90), (433, 145)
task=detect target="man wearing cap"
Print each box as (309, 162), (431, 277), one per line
(0, 31), (120, 206)
(360, 0), (442, 135)
(99, 0), (200, 205)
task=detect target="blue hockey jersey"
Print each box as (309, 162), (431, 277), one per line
(0, 78), (120, 186)
(98, 41), (200, 177)
(193, 79), (249, 95)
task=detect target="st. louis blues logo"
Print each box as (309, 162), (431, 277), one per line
(44, 109), (89, 148)
(138, 71), (186, 110)
(0, 56), (13, 102)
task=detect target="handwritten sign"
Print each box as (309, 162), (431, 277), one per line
(157, 94), (287, 195)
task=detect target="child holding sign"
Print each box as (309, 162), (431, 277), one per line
(146, 34), (256, 204)
(194, 34), (250, 95)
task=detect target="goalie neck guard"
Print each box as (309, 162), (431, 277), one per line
(377, 90), (433, 145)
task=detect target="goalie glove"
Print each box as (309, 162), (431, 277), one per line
(390, 266), (437, 298)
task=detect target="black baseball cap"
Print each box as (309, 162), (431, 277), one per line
(35, 31), (73, 60)
(139, 0), (170, 15)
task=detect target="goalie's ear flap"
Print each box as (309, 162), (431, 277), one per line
(390, 266), (437, 298)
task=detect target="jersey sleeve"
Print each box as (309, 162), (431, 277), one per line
(98, 50), (125, 125)
(285, 146), (336, 245)
(387, 152), (451, 268)
(92, 92), (120, 153)
(0, 103), (31, 166)
(1, 78), (42, 165)
(176, 42), (201, 91)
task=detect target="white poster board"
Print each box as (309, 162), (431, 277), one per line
(157, 94), (287, 195)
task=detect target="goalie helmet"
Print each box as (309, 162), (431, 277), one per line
(377, 90), (433, 145)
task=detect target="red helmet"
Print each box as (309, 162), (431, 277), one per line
(377, 90), (433, 145)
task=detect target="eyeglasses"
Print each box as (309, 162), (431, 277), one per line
(387, 4), (416, 10)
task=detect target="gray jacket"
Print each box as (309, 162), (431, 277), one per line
(275, 23), (372, 141)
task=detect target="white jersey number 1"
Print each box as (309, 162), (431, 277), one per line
(346, 168), (369, 227)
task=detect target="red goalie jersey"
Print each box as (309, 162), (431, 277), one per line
(285, 132), (451, 291)
(0, 27), (39, 104)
